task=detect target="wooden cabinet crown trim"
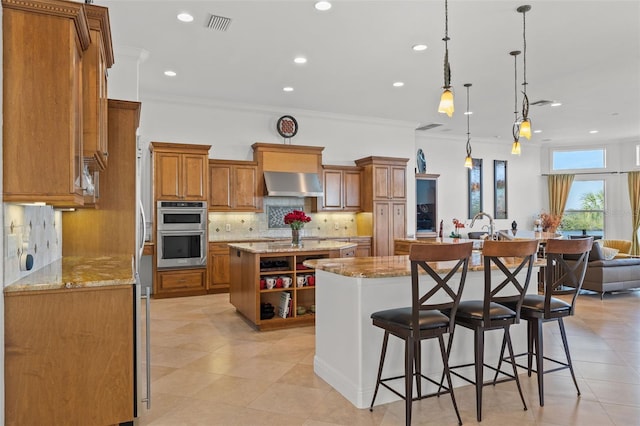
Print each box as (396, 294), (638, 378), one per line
(209, 159), (258, 166)
(355, 156), (409, 166)
(2, 0), (91, 50)
(150, 141), (211, 154)
(84, 3), (114, 67)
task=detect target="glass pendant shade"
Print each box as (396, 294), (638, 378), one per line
(519, 118), (531, 139)
(464, 155), (473, 168)
(438, 89), (454, 117)
(511, 140), (521, 155)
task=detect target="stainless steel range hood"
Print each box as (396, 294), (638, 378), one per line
(263, 171), (323, 197)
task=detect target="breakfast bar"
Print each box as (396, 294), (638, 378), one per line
(303, 248), (542, 409)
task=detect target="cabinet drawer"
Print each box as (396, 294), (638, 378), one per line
(158, 269), (206, 291)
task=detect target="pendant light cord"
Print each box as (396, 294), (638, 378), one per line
(522, 9), (527, 94)
(465, 83), (471, 156)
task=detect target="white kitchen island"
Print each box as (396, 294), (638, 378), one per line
(304, 249), (542, 409)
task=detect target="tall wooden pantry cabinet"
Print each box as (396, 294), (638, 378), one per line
(355, 156), (409, 256)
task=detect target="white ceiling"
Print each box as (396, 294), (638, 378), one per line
(101, 0), (640, 146)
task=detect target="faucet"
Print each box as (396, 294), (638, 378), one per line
(470, 212), (495, 240)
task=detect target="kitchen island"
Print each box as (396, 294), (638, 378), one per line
(4, 256), (137, 425)
(303, 250), (543, 409)
(229, 240), (357, 330)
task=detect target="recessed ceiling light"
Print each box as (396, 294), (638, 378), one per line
(412, 44), (428, 51)
(294, 57), (307, 64)
(393, 82), (404, 87)
(164, 70), (177, 77)
(283, 87), (294, 92)
(177, 12), (194, 23)
(589, 130), (599, 134)
(550, 102), (562, 107)
(463, 111), (473, 115)
(534, 129), (542, 134)
(315, 1), (331, 11)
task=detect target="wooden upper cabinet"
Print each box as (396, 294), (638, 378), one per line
(2, 0), (91, 207)
(372, 164), (406, 200)
(209, 160), (260, 211)
(355, 156), (409, 210)
(150, 142), (211, 201)
(313, 165), (362, 212)
(83, 4), (113, 172)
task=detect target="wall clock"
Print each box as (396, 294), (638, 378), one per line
(276, 115), (298, 140)
(417, 149), (426, 173)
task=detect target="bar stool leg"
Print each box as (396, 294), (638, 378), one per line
(474, 328), (484, 422)
(527, 320), (534, 376)
(534, 319), (544, 406)
(558, 318), (581, 397)
(370, 331), (390, 410)
(438, 335), (462, 425)
(415, 339), (422, 398)
(405, 336), (414, 426)
(505, 327), (528, 411)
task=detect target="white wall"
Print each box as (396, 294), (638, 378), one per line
(136, 95), (417, 230)
(416, 133), (544, 236)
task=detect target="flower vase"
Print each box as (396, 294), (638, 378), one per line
(291, 228), (301, 247)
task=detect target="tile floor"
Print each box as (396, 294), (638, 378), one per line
(138, 290), (640, 425)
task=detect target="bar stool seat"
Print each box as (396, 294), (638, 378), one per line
(372, 309), (451, 330)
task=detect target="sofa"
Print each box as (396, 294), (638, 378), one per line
(566, 241), (640, 299)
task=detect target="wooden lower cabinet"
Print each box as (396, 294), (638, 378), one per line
(155, 268), (207, 298)
(351, 236), (372, 257)
(5, 285), (135, 426)
(372, 201), (406, 256)
(208, 242), (231, 293)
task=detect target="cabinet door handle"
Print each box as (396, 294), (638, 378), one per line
(380, 208), (384, 215)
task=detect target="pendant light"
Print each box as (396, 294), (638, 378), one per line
(517, 5), (532, 139)
(437, 0), (454, 117)
(464, 83), (473, 168)
(510, 50), (522, 155)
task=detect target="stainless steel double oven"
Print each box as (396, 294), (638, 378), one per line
(156, 201), (207, 269)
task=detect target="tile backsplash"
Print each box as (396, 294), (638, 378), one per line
(3, 204), (62, 286)
(209, 197), (358, 241)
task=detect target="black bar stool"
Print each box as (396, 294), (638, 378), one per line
(494, 237), (593, 406)
(446, 239), (538, 422)
(369, 242), (473, 426)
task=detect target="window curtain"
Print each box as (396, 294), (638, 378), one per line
(548, 174), (575, 217)
(628, 171), (640, 255)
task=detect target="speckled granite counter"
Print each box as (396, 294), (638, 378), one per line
(229, 240), (356, 254)
(304, 252), (544, 278)
(4, 256), (135, 293)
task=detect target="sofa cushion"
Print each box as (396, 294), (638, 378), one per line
(601, 247), (619, 260)
(565, 241), (603, 261)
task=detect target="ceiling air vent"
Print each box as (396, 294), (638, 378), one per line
(530, 99), (553, 106)
(416, 123), (443, 131)
(206, 14), (232, 31)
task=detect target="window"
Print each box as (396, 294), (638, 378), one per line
(561, 180), (604, 238)
(552, 148), (605, 171)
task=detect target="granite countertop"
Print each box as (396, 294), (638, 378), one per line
(4, 256), (135, 293)
(210, 236), (372, 243)
(304, 252), (545, 278)
(228, 240), (357, 254)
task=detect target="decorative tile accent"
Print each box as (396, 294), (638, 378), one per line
(267, 205), (304, 229)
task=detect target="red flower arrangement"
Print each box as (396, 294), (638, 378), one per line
(450, 218), (465, 238)
(284, 210), (312, 230)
